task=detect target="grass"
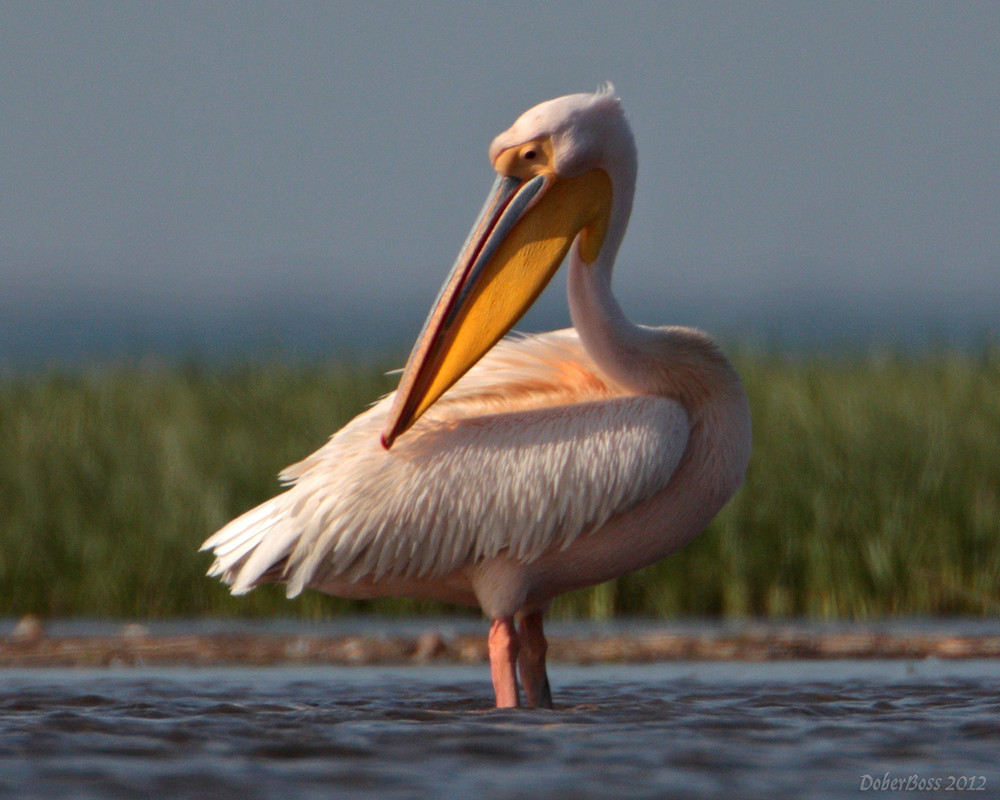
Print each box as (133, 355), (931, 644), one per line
(1, 346), (998, 620)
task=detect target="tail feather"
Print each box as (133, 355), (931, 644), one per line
(201, 495), (296, 594)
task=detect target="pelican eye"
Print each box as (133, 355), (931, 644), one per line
(494, 138), (552, 178)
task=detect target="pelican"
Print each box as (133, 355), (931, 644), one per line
(202, 86), (751, 708)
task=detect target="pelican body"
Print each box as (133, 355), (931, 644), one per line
(202, 87), (751, 708)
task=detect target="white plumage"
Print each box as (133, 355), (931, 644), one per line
(203, 331), (689, 594)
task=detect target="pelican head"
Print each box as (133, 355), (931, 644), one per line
(382, 86), (638, 447)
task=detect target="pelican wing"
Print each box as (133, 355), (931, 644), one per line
(201, 331), (690, 597)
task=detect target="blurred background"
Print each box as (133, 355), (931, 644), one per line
(2, 2), (998, 620)
(3, 1), (998, 364)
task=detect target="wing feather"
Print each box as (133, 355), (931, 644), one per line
(202, 330), (690, 597)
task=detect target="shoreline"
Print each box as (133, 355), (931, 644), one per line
(4, 620), (1000, 668)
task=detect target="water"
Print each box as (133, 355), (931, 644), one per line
(2, 659), (998, 799)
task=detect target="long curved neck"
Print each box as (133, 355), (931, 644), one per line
(565, 128), (655, 393)
(565, 148), (671, 398)
(565, 131), (746, 416)
(566, 182), (748, 424)
(568, 243), (748, 406)
(567, 250), (659, 393)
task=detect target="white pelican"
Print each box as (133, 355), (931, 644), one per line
(202, 86), (751, 708)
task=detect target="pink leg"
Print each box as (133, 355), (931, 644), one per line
(517, 611), (553, 709)
(488, 617), (520, 708)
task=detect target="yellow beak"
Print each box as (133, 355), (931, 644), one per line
(381, 166), (612, 448)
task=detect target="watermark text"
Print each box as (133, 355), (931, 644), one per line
(859, 773), (986, 792)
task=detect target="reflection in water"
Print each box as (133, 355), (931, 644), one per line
(1, 661), (998, 799)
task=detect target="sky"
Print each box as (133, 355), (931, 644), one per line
(2, 2), (998, 362)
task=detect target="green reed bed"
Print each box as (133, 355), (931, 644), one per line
(2, 348), (998, 620)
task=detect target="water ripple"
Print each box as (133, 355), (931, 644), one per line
(1, 661), (998, 799)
